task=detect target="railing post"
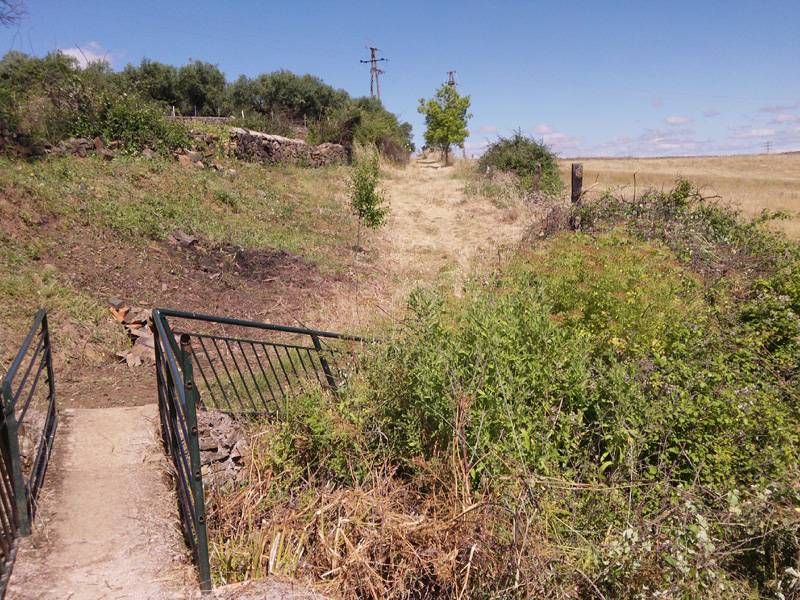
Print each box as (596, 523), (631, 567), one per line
(311, 334), (338, 391)
(179, 334), (212, 593)
(570, 162), (583, 204)
(2, 382), (30, 536)
(154, 326), (172, 455)
(531, 162), (542, 193)
(28, 313), (58, 518)
(41, 312), (56, 414)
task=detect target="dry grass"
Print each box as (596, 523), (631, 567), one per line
(558, 153), (800, 236)
(306, 157), (536, 337)
(206, 411), (554, 599)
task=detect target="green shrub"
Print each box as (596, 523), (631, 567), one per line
(479, 130), (562, 196)
(365, 233), (798, 487)
(308, 97), (414, 163)
(0, 51), (413, 161)
(0, 51), (187, 153)
(348, 152), (388, 245)
(71, 92), (188, 152)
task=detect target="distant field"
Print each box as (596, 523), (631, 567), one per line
(558, 153), (800, 237)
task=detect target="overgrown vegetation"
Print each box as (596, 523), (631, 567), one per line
(0, 153), (355, 353)
(0, 51), (413, 160)
(308, 96), (414, 163)
(0, 155), (353, 260)
(209, 181), (800, 598)
(479, 131), (562, 196)
(0, 52), (188, 153)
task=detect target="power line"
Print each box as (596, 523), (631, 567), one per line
(360, 47), (388, 100)
(763, 141), (772, 154)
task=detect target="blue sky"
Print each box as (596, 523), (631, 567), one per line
(2, 0), (799, 156)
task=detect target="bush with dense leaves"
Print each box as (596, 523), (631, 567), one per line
(308, 97), (414, 163)
(71, 92), (188, 152)
(479, 131), (562, 196)
(0, 51), (187, 153)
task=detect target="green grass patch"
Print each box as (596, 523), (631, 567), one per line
(0, 155), (355, 270)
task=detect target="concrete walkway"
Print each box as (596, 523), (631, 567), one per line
(8, 405), (195, 599)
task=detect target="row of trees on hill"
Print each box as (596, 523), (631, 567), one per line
(121, 58), (414, 157)
(0, 51), (414, 158)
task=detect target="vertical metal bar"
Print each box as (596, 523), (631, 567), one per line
(154, 324), (173, 454)
(236, 341), (268, 411)
(303, 348), (326, 387)
(42, 313), (56, 411)
(260, 343), (286, 398)
(222, 339), (258, 412)
(194, 337), (233, 412)
(210, 337), (245, 411)
(247, 342), (279, 411)
(312, 334), (338, 391)
(179, 335), (212, 594)
(280, 346), (302, 391)
(2, 382), (29, 536)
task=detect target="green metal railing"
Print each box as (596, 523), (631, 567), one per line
(152, 308), (363, 592)
(0, 309), (58, 596)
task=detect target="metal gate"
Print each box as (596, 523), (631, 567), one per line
(0, 309), (58, 595)
(152, 308), (364, 592)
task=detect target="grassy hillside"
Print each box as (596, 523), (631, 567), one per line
(0, 153), (355, 369)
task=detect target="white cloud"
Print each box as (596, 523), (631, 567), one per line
(588, 127), (709, 157)
(58, 42), (111, 68)
(772, 113), (799, 124)
(759, 102), (798, 114)
(730, 127), (776, 139)
(665, 115), (692, 126)
(530, 123), (582, 154)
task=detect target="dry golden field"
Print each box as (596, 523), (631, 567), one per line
(558, 153), (800, 237)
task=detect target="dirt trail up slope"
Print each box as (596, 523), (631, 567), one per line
(8, 405), (195, 599)
(384, 157), (528, 278)
(325, 156), (535, 330)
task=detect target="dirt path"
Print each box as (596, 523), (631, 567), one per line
(323, 157), (535, 330)
(382, 157), (528, 280)
(8, 405), (194, 599)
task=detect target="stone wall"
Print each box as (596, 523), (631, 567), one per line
(230, 127), (348, 167)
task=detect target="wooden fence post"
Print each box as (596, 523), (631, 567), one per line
(570, 163), (584, 231)
(532, 163), (542, 193)
(571, 163), (583, 204)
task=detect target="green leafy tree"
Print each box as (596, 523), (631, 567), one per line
(349, 152), (388, 248)
(176, 60), (226, 116)
(417, 83), (471, 164)
(120, 59), (180, 108)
